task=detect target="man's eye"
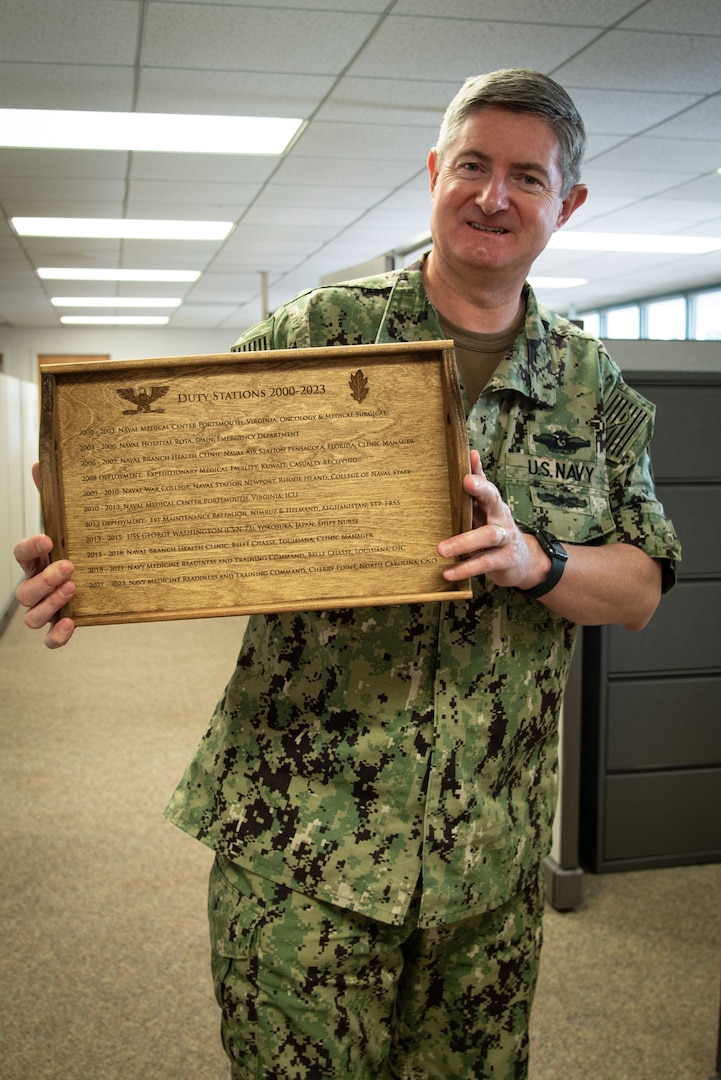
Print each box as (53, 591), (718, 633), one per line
(459, 161), (480, 173)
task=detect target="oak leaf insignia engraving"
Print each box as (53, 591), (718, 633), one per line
(349, 369), (369, 404)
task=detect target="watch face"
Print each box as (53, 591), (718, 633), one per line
(539, 530), (568, 561)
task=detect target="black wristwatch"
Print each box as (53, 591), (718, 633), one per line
(518, 528), (568, 598)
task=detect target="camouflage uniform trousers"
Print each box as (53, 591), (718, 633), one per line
(208, 853), (544, 1079)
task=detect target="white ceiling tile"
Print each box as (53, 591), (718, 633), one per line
(136, 68), (334, 117)
(0, 148), (129, 180)
(649, 96), (721, 141)
(578, 167), (700, 199)
(241, 206), (362, 229)
(150, 0), (390, 9)
(252, 185), (393, 211)
(619, 0), (721, 35)
(0, 177), (126, 204)
(124, 200), (241, 221)
(589, 136), (721, 175)
(554, 31), (721, 93)
(347, 16), (600, 81)
(659, 175), (721, 203)
(569, 195), (654, 226)
(392, 0), (638, 23)
(142, 4), (380, 74)
(127, 154), (279, 184)
(584, 200), (721, 234)
(272, 156), (420, 188)
(168, 304), (237, 327)
(584, 134), (631, 160)
(568, 88), (704, 137)
(294, 121), (437, 162)
(0, 0), (139, 64)
(0, 291), (59, 325)
(16, 237), (123, 263)
(119, 239), (226, 264)
(0, 64), (135, 111)
(316, 77), (458, 126)
(186, 273), (260, 303)
(374, 187), (432, 213)
(126, 179), (257, 208)
(6, 199), (126, 218)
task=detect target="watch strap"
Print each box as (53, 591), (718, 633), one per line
(518, 529), (568, 599)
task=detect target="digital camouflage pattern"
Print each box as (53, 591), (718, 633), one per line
(209, 852), (543, 1079)
(165, 258), (681, 929)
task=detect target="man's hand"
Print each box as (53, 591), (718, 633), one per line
(13, 463), (76, 649)
(438, 450), (549, 590)
(438, 451), (663, 629)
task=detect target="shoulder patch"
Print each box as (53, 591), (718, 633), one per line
(604, 381), (654, 467)
(231, 316), (274, 353)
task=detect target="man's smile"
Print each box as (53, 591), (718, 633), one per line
(468, 222), (509, 234)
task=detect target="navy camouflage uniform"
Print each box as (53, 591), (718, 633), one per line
(165, 258), (680, 1078)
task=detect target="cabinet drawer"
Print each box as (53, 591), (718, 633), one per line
(637, 384), (721, 480)
(655, 484), (720, 578)
(603, 769), (721, 861)
(606, 677), (721, 770)
(607, 581), (721, 674)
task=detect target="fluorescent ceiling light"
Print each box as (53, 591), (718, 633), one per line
(51, 296), (181, 308)
(60, 315), (170, 326)
(13, 217), (232, 240)
(0, 109), (304, 155)
(38, 267), (200, 282)
(528, 276), (588, 289)
(549, 232), (721, 254)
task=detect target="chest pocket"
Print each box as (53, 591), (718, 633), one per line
(500, 421), (615, 544)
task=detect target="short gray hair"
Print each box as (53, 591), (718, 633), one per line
(435, 69), (586, 198)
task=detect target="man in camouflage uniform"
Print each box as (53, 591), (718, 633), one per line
(16, 70), (680, 1079)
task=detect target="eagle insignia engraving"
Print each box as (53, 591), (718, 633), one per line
(534, 431), (591, 454)
(116, 386), (170, 414)
(349, 369), (369, 404)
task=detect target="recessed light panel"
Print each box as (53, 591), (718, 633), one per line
(51, 297), (181, 308)
(38, 268), (201, 282)
(0, 110), (304, 155)
(13, 218), (232, 240)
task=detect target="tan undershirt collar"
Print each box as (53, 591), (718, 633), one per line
(438, 305), (526, 406)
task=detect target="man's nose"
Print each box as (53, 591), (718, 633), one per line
(474, 175), (509, 214)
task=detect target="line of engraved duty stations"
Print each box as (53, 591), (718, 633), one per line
(76, 430), (417, 502)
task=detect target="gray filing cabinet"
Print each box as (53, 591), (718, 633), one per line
(579, 372), (721, 873)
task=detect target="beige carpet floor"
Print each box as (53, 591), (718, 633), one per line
(1, 605), (719, 1080)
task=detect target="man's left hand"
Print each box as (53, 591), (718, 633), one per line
(438, 450), (549, 590)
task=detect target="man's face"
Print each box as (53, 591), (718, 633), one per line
(427, 106), (586, 286)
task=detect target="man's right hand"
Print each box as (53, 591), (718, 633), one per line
(14, 533), (76, 649)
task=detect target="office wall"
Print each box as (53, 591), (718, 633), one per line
(1, 373), (40, 624)
(603, 338), (720, 373)
(0, 326), (240, 383)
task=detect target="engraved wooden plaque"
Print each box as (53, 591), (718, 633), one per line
(39, 341), (473, 625)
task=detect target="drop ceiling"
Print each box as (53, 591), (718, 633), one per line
(1, 0), (720, 333)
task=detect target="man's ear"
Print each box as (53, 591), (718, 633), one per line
(427, 147), (439, 194)
(556, 183), (588, 230)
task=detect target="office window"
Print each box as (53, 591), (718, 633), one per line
(580, 312), (601, 337)
(646, 297), (687, 339)
(695, 290), (721, 339)
(605, 305), (640, 339)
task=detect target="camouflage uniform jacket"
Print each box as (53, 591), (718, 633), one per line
(165, 261), (680, 928)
